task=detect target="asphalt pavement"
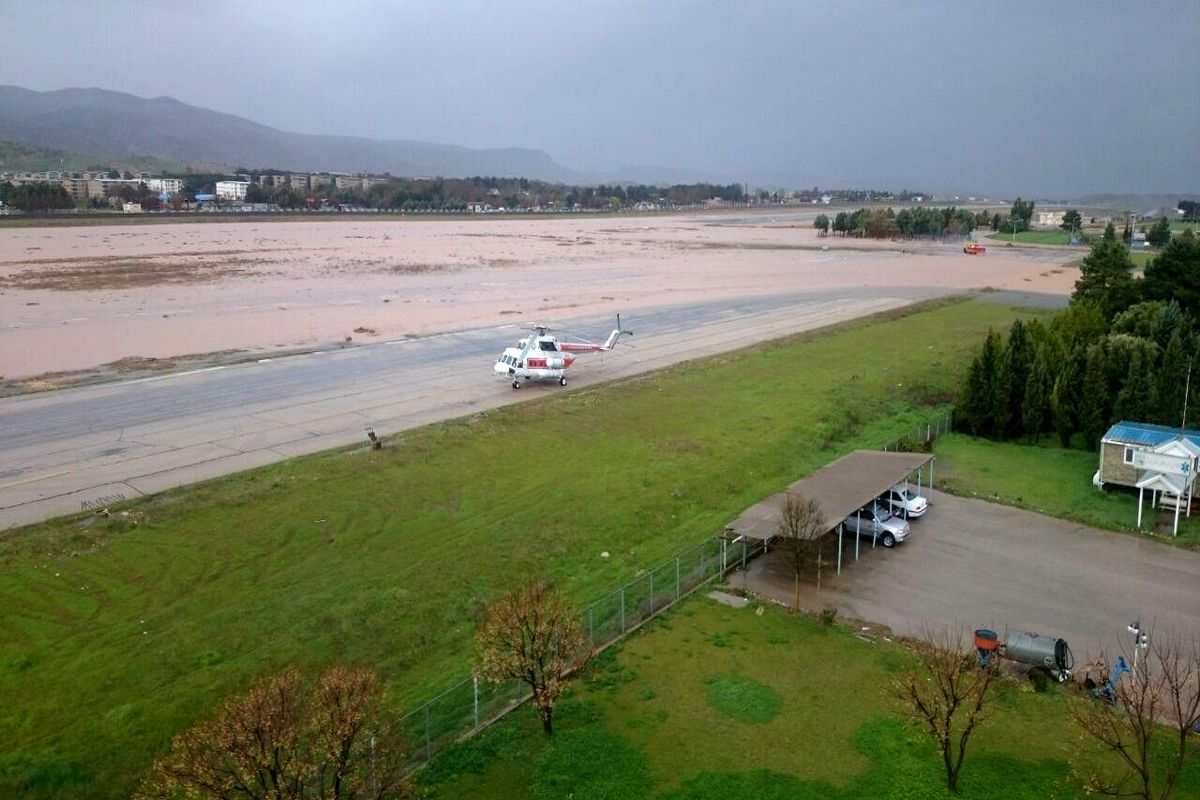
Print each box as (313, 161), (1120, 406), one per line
(741, 489), (1200, 668)
(0, 286), (942, 529)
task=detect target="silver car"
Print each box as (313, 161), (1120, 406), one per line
(841, 501), (910, 547)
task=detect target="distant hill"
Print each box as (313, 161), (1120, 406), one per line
(0, 139), (177, 173)
(0, 86), (582, 181)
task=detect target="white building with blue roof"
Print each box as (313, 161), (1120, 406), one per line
(1097, 421), (1200, 536)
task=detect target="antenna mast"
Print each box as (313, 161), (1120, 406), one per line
(1183, 361), (1192, 432)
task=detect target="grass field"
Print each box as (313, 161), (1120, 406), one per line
(934, 433), (1200, 546)
(985, 229), (1084, 246)
(418, 595), (1200, 799)
(0, 298), (1051, 799)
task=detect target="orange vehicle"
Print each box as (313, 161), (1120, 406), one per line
(963, 242), (987, 255)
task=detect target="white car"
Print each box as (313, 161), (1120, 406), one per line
(879, 485), (928, 518)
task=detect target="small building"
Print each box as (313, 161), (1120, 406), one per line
(1033, 210), (1066, 229)
(1097, 421), (1200, 489)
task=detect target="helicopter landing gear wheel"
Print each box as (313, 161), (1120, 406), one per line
(512, 380), (521, 389)
(559, 377), (567, 386)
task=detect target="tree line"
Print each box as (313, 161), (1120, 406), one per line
(0, 180), (73, 212)
(814, 205), (982, 238)
(957, 224), (1200, 448)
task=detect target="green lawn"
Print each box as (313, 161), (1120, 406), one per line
(0, 298), (1051, 799)
(986, 229), (1083, 246)
(1130, 249), (1155, 267)
(934, 433), (1200, 546)
(419, 595), (1199, 799)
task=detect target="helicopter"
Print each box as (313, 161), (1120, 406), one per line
(493, 315), (631, 389)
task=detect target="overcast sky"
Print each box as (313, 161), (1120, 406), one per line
(1, 1), (1197, 196)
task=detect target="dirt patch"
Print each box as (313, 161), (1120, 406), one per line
(0, 348), (246, 397)
(0, 255), (269, 290)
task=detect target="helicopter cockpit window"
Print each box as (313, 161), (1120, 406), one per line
(538, 341), (557, 351)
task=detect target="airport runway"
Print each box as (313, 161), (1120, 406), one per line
(0, 286), (951, 529)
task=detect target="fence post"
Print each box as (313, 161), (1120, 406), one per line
(620, 586), (626, 633)
(473, 674), (479, 729)
(650, 571), (655, 616)
(741, 539), (747, 569)
(675, 556), (681, 600)
(424, 705), (432, 761)
(588, 605), (595, 642)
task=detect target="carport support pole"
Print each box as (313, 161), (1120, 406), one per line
(1137, 486), (1144, 529)
(855, 521), (860, 561)
(837, 525), (843, 575)
(1174, 490), (1182, 537)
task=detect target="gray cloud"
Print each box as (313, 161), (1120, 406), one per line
(1, 0), (1196, 196)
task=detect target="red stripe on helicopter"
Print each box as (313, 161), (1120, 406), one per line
(558, 343), (603, 352)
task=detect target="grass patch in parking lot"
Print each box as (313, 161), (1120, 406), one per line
(934, 433), (1200, 546)
(0, 297), (1053, 799)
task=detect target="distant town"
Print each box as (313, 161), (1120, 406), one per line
(0, 166), (945, 215)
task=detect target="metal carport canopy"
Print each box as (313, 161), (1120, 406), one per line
(726, 449), (934, 542)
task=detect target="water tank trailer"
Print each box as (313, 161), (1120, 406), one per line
(974, 629), (1074, 681)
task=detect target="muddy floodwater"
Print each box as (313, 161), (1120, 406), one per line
(0, 210), (1077, 382)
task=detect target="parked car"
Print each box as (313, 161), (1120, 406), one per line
(841, 502), (910, 547)
(879, 485), (928, 518)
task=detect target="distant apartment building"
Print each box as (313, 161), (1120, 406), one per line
(145, 178), (182, 194)
(215, 180), (250, 200)
(289, 174), (310, 191)
(334, 175), (359, 190)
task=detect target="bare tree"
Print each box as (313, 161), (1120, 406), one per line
(139, 666), (409, 800)
(889, 627), (1000, 794)
(476, 579), (589, 735)
(774, 493), (828, 608)
(1071, 633), (1200, 800)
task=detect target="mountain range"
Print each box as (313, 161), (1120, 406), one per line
(0, 85), (592, 182)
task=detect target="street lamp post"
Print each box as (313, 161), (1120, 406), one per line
(1127, 620), (1149, 675)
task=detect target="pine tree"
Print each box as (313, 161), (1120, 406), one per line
(959, 331), (1001, 436)
(1104, 221), (1117, 243)
(1004, 320), (1033, 437)
(1072, 239), (1138, 320)
(1114, 349), (1153, 422)
(992, 352), (1014, 441)
(957, 352), (989, 435)
(1153, 329), (1189, 427)
(1079, 344), (1109, 450)
(1022, 349), (1053, 441)
(1051, 344), (1087, 448)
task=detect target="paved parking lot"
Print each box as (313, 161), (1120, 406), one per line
(740, 490), (1200, 667)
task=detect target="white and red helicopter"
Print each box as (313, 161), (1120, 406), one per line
(493, 315), (632, 388)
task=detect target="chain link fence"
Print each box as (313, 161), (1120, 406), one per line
(881, 408), (953, 454)
(394, 408), (952, 765)
(395, 534), (756, 765)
